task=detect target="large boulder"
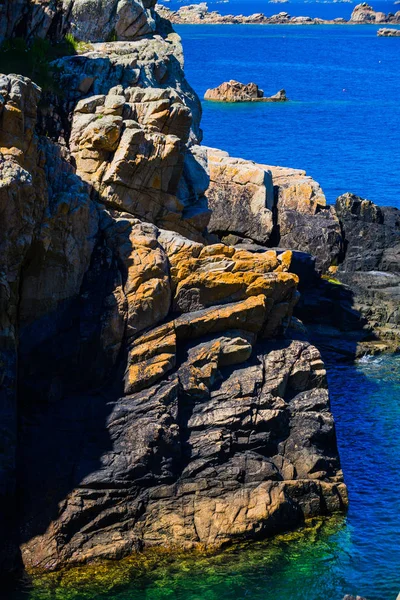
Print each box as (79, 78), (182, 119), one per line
(206, 149), (274, 244)
(378, 27), (400, 36)
(19, 337), (347, 570)
(68, 0), (157, 42)
(350, 3), (387, 22)
(205, 150), (342, 273)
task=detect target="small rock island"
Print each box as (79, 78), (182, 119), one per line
(204, 81), (288, 103)
(377, 27), (400, 35)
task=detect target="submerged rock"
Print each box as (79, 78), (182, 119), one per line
(204, 81), (288, 103)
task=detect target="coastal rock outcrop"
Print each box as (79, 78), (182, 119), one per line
(350, 2), (400, 23)
(201, 151), (399, 355)
(378, 27), (400, 36)
(156, 2), (397, 25)
(204, 149), (342, 272)
(0, 0), (160, 45)
(0, 0), (348, 577)
(206, 148), (274, 244)
(335, 193), (400, 344)
(350, 3), (386, 22)
(204, 81), (288, 103)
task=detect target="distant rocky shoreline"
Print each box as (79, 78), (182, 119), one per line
(156, 2), (400, 25)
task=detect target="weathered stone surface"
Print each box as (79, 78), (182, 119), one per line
(68, 0), (157, 43)
(206, 149), (274, 244)
(204, 149), (341, 272)
(0, 73), (99, 572)
(0, 1), (350, 578)
(204, 81), (288, 103)
(335, 193), (400, 345)
(70, 85), (192, 229)
(278, 207), (343, 273)
(266, 164), (327, 215)
(156, 3), (350, 25)
(378, 27), (400, 36)
(336, 193), (400, 273)
(19, 339), (347, 570)
(0, 0), (160, 46)
(0, 0), (66, 44)
(350, 2), (388, 22)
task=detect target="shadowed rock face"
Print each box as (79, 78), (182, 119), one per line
(335, 193), (400, 344)
(0, 0), (160, 44)
(0, 1), (349, 577)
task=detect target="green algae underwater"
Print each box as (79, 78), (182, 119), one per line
(10, 355), (400, 600)
(16, 516), (350, 600)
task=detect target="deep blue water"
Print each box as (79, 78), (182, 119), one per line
(177, 24), (400, 208)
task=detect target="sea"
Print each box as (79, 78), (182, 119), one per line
(10, 8), (400, 600)
(175, 19), (400, 208)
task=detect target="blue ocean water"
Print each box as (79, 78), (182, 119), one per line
(177, 24), (400, 208)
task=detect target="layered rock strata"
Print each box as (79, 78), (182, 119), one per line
(0, 2), (347, 577)
(204, 81), (288, 103)
(203, 151), (399, 355)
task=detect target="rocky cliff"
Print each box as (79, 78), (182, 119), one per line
(0, 0), (351, 578)
(203, 150), (399, 357)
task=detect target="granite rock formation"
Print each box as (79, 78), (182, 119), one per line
(350, 2), (400, 23)
(335, 193), (400, 345)
(156, 2), (399, 25)
(0, 0), (161, 45)
(378, 27), (400, 36)
(350, 2), (387, 22)
(205, 149), (342, 273)
(0, 0), (348, 577)
(202, 152), (399, 355)
(204, 81), (288, 103)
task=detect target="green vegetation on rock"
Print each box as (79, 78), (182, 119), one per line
(0, 35), (92, 91)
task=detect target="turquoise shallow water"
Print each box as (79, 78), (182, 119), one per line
(13, 356), (400, 599)
(177, 24), (400, 208)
